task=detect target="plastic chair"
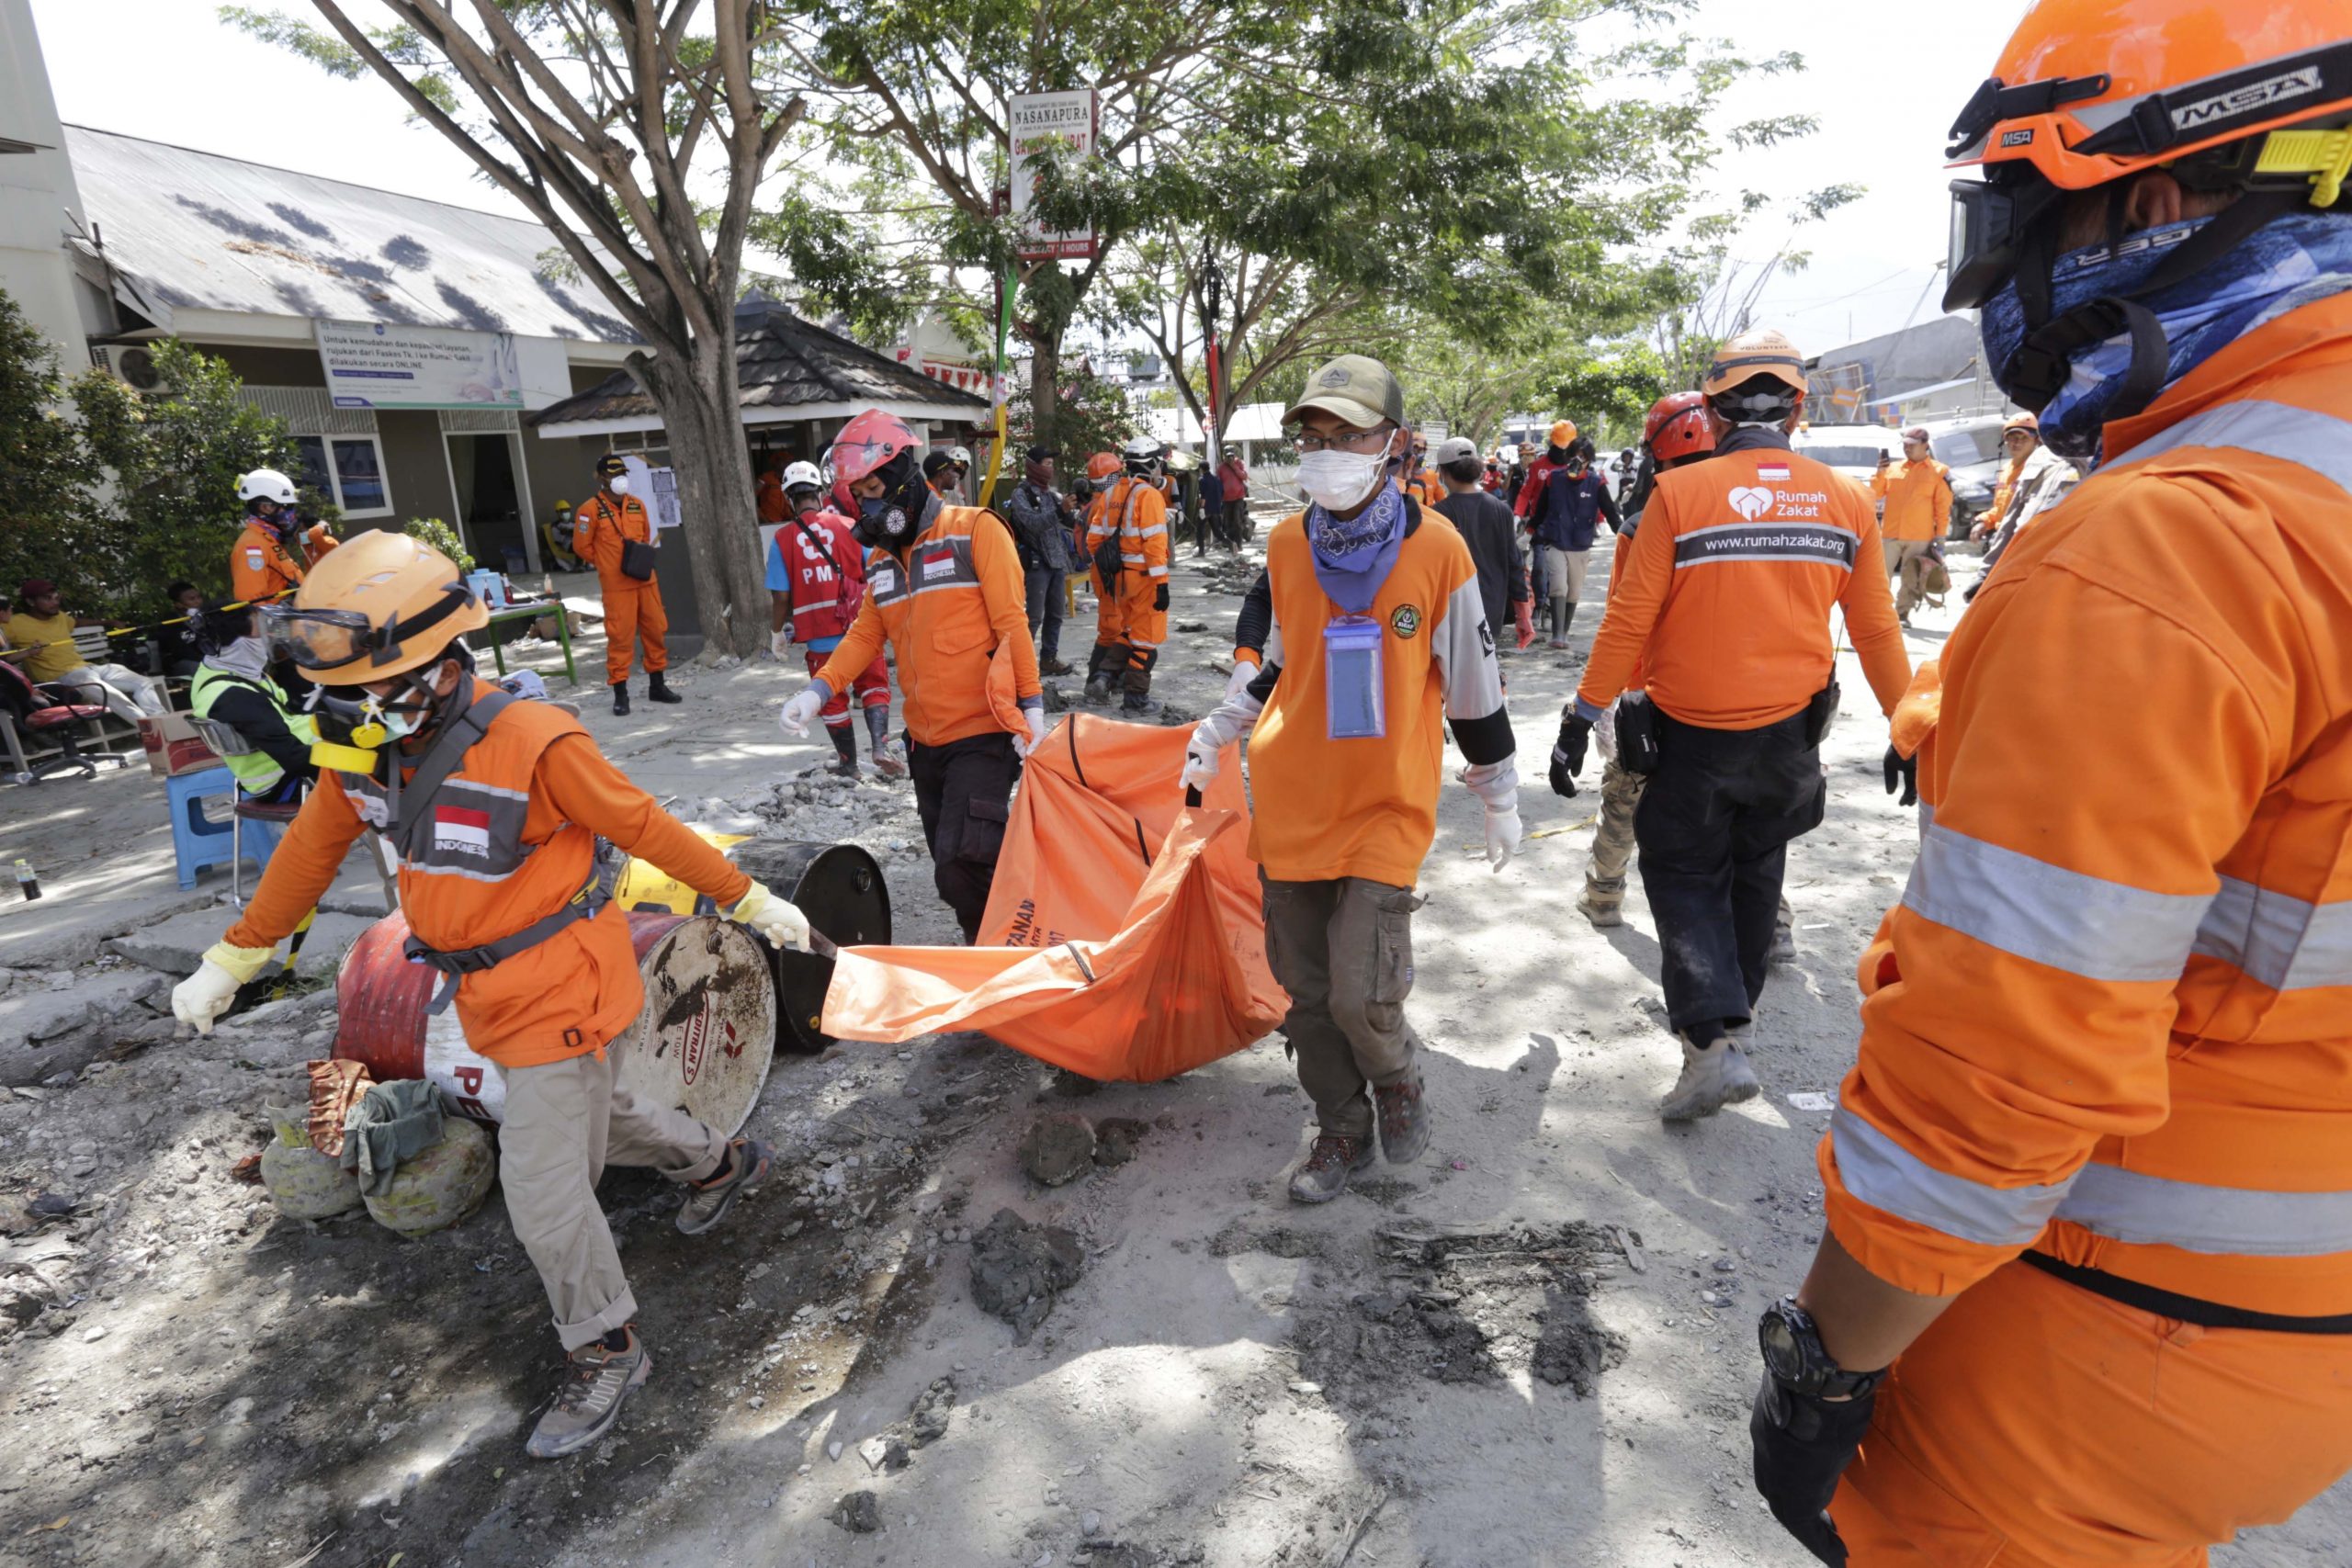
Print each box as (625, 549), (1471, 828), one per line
(164, 766), (239, 890)
(185, 716), (308, 907)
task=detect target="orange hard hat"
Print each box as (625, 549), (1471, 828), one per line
(1702, 328), (1808, 398)
(2002, 411), (2041, 434)
(828, 409), (920, 486)
(1949, 1), (2352, 192)
(1644, 390), (1715, 465)
(265, 530), (487, 686)
(1085, 450), (1122, 481)
(1546, 419), (1577, 448)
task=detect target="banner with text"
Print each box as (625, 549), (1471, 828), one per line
(315, 320), (525, 411)
(1010, 88), (1099, 262)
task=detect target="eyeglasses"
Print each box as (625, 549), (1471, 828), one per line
(1295, 424), (1396, 455)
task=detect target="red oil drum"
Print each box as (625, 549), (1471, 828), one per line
(334, 909), (778, 1134)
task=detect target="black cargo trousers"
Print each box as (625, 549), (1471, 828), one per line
(908, 730), (1021, 942)
(1633, 707), (1826, 1035)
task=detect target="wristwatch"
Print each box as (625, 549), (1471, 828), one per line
(1758, 1297), (1888, 1401)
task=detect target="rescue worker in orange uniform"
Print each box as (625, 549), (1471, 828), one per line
(777, 410), (1046, 942)
(230, 468), (338, 606)
(1081, 434), (1173, 713)
(166, 532), (811, 1461)
(1181, 354), (1519, 1204)
(1867, 428), (1952, 624)
(1555, 329), (1911, 1122)
(1748, 8), (2352, 1563)
(572, 454), (680, 716)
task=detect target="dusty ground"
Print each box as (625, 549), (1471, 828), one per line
(0, 527), (2344, 1568)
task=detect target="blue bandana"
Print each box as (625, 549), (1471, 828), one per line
(1982, 211), (2352, 457)
(1306, 480), (1408, 613)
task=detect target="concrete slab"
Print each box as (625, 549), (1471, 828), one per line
(104, 907), (376, 979)
(0, 969), (165, 1047)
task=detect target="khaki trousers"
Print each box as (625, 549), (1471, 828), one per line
(1883, 537), (1933, 618)
(495, 1050), (727, 1350)
(1261, 875), (1421, 1139)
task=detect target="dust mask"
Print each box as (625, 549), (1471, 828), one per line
(607, 475), (631, 497)
(1296, 448), (1388, 512)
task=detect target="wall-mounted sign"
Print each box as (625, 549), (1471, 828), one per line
(316, 319), (524, 410)
(1010, 89), (1099, 262)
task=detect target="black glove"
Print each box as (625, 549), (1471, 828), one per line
(1154, 583), (1170, 612)
(1548, 716), (1590, 798)
(1883, 745), (1917, 807)
(1750, 1370), (1875, 1566)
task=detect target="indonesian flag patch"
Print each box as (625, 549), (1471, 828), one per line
(1757, 463), (1791, 482)
(433, 805), (492, 858)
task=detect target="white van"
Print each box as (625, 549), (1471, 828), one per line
(1790, 424), (1905, 486)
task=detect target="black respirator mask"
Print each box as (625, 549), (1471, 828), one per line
(852, 450), (938, 548)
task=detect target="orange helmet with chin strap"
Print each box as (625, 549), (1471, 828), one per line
(264, 530), (487, 688)
(1085, 450), (1122, 482)
(1643, 390), (1716, 466)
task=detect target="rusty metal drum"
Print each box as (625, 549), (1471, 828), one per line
(334, 909), (778, 1134)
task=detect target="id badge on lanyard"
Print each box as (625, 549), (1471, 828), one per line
(1324, 615), (1386, 740)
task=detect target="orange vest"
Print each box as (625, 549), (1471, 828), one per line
(327, 681), (638, 1066)
(1829, 291), (2352, 1317)
(817, 506), (1036, 748)
(573, 491), (653, 585)
(231, 518), (337, 604)
(1085, 478), (1170, 600)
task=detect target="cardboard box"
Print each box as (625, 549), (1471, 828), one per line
(138, 710), (221, 779)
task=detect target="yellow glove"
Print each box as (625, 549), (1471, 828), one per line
(172, 941), (276, 1035)
(728, 880), (811, 951)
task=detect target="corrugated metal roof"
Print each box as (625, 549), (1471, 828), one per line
(529, 296), (989, 428)
(64, 123), (637, 343)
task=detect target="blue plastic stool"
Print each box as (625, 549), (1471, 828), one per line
(167, 767), (246, 890)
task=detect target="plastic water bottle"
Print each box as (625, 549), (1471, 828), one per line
(13, 859), (39, 901)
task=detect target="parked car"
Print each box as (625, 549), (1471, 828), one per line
(1915, 415), (2013, 536)
(1790, 423), (1904, 488)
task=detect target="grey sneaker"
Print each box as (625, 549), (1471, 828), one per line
(526, 1330), (650, 1459)
(1286, 1134), (1375, 1204)
(1768, 919), (1798, 965)
(1659, 1032), (1760, 1122)
(1373, 1075), (1430, 1165)
(675, 1138), (773, 1235)
(1577, 876), (1625, 928)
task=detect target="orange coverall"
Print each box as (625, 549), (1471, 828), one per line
(573, 489), (668, 686)
(1083, 477), (1170, 696)
(1823, 291), (2352, 1563)
(231, 517), (339, 605)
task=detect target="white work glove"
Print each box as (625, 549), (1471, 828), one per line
(171, 941), (275, 1035)
(1014, 705), (1051, 759)
(1182, 684), (1266, 795)
(778, 682), (827, 738)
(1181, 741), (1219, 795)
(769, 627), (792, 659)
(1595, 700), (1619, 766)
(729, 880), (811, 951)
(1460, 759), (1523, 873)
(1223, 660), (1261, 702)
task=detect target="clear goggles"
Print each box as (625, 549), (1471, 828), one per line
(1942, 171), (2065, 313)
(261, 581), (471, 671)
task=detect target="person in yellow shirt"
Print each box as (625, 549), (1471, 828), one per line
(1181, 354), (1520, 1204)
(2, 578), (164, 724)
(1868, 427), (1952, 624)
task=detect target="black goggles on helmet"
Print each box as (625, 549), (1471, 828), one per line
(1943, 167), (2069, 312)
(262, 581), (473, 671)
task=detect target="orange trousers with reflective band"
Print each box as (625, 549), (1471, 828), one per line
(602, 581), (669, 684)
(1830, 1260), (2352, 1565)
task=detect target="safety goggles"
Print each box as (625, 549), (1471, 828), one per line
(1943, 169), (2068, 312)
(262, 581), (472, 671)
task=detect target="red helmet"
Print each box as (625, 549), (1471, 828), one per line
(1645, 390), (1714, 465)
(828, 410), (919, 487)
(1084, 450), (1121, 482)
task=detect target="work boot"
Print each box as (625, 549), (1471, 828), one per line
(1373, 1074), (1430, 1165)
(675, 1137), (774, 1235)
(526, 1328), (651, 1459)
(1041, 656), (1073, 677)
(1083, 675), (1113, 705)
(1286, 1134), (1375, 1205)
(1659, 1029), (1760, 1122)
(873, 737), (910, 780)
(1577, 874), (1625, 928)
(611, 681), (630, 716)
(1768, 918), (1798, 965)
(646, 671), (683, 705)
(1120, 694), (1158, 717)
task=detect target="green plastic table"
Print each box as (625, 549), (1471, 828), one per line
(477, 598), (578, 686)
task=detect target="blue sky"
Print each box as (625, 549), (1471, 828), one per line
(31, 0), (2016, 358)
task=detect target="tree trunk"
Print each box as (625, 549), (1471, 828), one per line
(1027, 330), (1061, 449)
(632, 336), (764, 660)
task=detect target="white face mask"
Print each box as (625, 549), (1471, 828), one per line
(607, 475), (631, 496)
(1296, 446), (1389, 512)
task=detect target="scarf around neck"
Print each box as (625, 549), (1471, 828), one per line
(1306, 479), (1408, 614)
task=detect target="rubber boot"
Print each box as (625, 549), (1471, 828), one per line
(825, 726), (858, 776)
(611, 681), (630, 716)
(1548, 596), (1570, 649)
(865, 707), (907, 779)
(646, 670), (683, 705)
(1577, 874), (1625, 928)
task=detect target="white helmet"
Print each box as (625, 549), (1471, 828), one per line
(781, 460), (825, 493)
(948, 446), (972, 467)
(237, 468), (298, 505)
(1121, 434), (1162, 472)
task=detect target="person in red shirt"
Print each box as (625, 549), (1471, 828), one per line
(1216, 451), (1250, 545)
(767, 461), (899, 778)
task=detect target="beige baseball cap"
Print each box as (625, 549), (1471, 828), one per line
(1283, 354), (1406, 430)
